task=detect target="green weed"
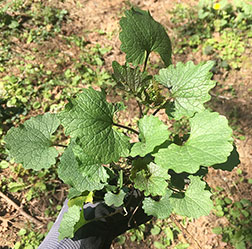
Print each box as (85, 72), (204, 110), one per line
(14, 228), (44, 249)
(213, 188), (252, 249)
(115, 219), (187, 248)
(169, 0), (251, 69)
(203, 31), (245, 69)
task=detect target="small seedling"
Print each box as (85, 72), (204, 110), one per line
(213, 189), (252, 249)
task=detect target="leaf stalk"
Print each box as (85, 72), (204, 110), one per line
(53, 143), (67, 148)
(137, 100), (143, 118)
(113, 122), (139, 135)
(143, 52), (150, 72)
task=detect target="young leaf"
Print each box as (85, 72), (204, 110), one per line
(68, 194), (93, 208)
(104, 190), (126, 207)
(155, 61), (216, 119)
(130, 115), (171, 157)
(112, 61), (151, 95)
(133, 162), (169, 196)
(58, 142), (109, 192)
(170, 176), (213, 218)
(154, 111), (233, 173)
(4, 113), (60, 170)
(58, 88), (130, 163)
(58, 205), (82, 240)
(142, 189), (172, 219)
(119, 7), (172, 66)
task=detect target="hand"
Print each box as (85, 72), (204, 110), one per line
(38, 190), (151, 249)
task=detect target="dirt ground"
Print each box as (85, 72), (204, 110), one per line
(0, 0), (251, 248)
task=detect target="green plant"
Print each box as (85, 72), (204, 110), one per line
(203, 30), (245, 69)
(128, 224), (146, 243)
(0, 2), (20, 31)
(0, 0), (68, 45)
(212, 188), (252, 249)
(169, 0), (250, 68)
(115, 218), (184, 248)
(14, 228), (45, 249)
(4, 7), (239, 241)
(21, 4), (68, 43)
(152, 222), (178, 248)
(198, 0), (252, 31)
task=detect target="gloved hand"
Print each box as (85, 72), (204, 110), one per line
(38, 190), (152, 249)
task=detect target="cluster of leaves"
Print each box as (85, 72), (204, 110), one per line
(203, 30), (245, 69)
(0, 0), (112, 114)
(116, 224), (147, 245)
(0, 0), (68, 42)
(169, 0), (251, 69)
(13, 228), (44, 249)
(212, 187), (252, 249)
(0, 43), (112, 111)
(114, 216), (188, 248)
(0, 0), (25, 31)
(0, 0), (67, 139)
(4, 7), (239, 240)
(197, 0), (252, 31)
(150, 219), (189, 249)
(117, 220), (188, 249)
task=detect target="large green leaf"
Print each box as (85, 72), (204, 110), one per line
(154, 111), (233, 173)
(133, 162), (169, 196)
(58, 205), (82, 240)
(155, 61), (216, 119)
(112, 61), (151, 95)
(58, 141), (109, 192)
(170, 176), (213, 218)
(119, 7), (172, 66)
(142, 189), (172, 219)
(58, 88), (130, 163)
(130, 115), (171, 157)
(67, 188), (83, 199)
(4, 113), (60, 170)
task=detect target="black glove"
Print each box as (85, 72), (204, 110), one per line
(38, 190), (152, 249)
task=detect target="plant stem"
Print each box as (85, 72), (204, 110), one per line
(170, 214), (203, 249)
(168, 186), (183, 193)
(113, 122), (139, 135)
(152, 100), (169, 116)
(137, 100), (143, 118)
(143, 106), (150, 115)
(152, 107), (161, 116)
(127, 194), (144, 227)
(53, 143), (67, 148)
(143, 52), (150, 72)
